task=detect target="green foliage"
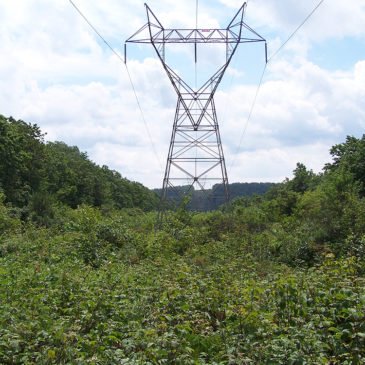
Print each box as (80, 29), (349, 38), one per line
(28, 191), (56, 227)
(44, 141), (158, 211)
(2, 120), (365, 364)
(288, 162), (320, 193)
(0, 207), (364, 363)
(0, 115), (45, 206)
(326, 134), (365, 196)
(0, 192), (21, 237)
(230, 149), (365, 265)
(0, 115), (158, 223)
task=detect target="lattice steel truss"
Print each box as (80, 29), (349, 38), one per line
(125, 2), (266, 213)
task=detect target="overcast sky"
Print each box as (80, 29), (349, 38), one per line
(1, 0), (364, 188)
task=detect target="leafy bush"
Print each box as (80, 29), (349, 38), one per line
(2, 131), (365, 363)
(0, 193), (21, 237)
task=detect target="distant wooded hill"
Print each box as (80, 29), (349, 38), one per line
(154, 182), (276, 211)
(0, 114), (159, 222)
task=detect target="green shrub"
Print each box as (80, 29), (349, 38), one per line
(0, 193), (21, 236)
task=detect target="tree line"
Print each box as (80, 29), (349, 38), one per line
(1, 113), (365, 363)
(0, 114), (159, 225)
(154, 182), (275, 211)
(226, 134), (365, 263)
(1, 130), (365, 363)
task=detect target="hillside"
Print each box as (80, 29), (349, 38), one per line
(0, 114), (159, 222)
(1, 116), (365, 363)
(154, 182), (276, 211)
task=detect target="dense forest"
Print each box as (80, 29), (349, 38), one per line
(1, 114), (365, 363)
(0, 115), (159, 218)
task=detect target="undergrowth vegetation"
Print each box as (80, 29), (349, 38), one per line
(1, 134), (365, 364)
(1, 203), (365, 364)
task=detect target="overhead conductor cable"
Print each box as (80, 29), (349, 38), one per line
(68, 0), (163, 170)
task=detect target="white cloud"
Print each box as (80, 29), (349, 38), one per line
(0, 0), (364, 189)
(243, 0), (365, 40)
(216, 54), (365, 183)
(228, 143), (330, 183)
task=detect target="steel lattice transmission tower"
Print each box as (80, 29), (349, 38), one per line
(125, 2), (266, 212)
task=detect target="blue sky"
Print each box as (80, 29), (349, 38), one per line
(0, 0), (364, 188)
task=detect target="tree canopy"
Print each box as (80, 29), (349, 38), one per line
(0, 114), (159, 219)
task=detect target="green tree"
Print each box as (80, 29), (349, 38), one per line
(325, 135), (365, 196)
(288, 162), (319, 193)
(0, 115), (158, 213)
(0, 115), (45, 206)
(0, 191), (21, 235)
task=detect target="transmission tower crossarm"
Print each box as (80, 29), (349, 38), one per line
(125, 2), (265, 45)
(127, 29), (264, 44)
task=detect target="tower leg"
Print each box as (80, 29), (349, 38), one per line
(158, 94), (229, 218)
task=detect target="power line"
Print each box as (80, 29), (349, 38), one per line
(268, 0), (325, 63)
(229, 63), (267, 174)
(124, 65), (163, 170)
(69, 0), (124, 64)
(230, 0), (326, 173)
(68, 0), (163, 170)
